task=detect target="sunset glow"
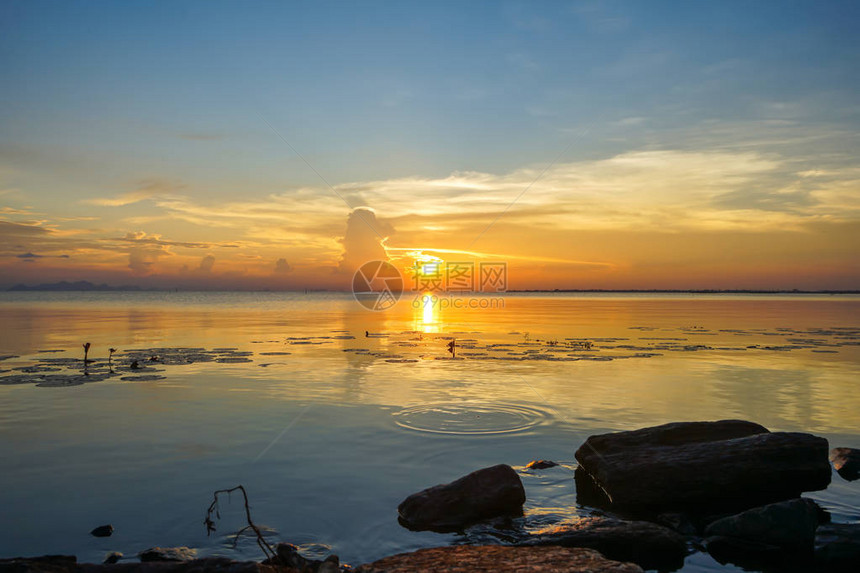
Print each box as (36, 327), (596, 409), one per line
(1, 2), (857, 291)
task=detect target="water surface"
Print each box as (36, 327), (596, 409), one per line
(1, 292), (858, 572)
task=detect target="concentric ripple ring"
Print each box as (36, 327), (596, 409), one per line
(392, 402), (551, 435)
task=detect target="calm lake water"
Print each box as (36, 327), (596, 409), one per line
(1, 292), (858, 572)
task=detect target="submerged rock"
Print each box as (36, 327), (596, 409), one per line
(524, 516), (687, 571)
(89, 525), (113, 538)
(356, 545), (643, 572)
(574, 420), (830, 513)
(830, 447), (860, 481)
(102, 553), (122, 564)
(525, 460), (558, 470)
(265, 543), (339, 572)
(704, 498), (820, 568)
(397, 464), (526, 532)
(815, 523), (860, 572)
(138, 547), (197, 562)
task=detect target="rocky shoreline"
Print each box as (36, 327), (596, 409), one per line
(3, 420), (858, 573)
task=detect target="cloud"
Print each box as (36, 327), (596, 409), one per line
(274, 258), (292, 273)
(16, 252), (43, 263)
(198, 254), (215, 272)
(113, 231), (235, 249)
(128, 245), (170, 275)
(337, 208), (393, 274)
(85, 179), (185, 207)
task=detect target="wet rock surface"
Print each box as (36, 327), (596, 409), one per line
(524, 516), (687, 571)
(525, 460), (558, 470)
(397, 464), (526, 532)
(137, 548), (196, 563)
(704, 498), (820, 548)
(814, 523), (860, 572)
(830, 447), (860, 481)
(703, 498), (821, 568)
(355, 545), (643, 572)
(574, 420), (831, 513)
(263, 544), (340, 573)
(89, 525), (113, 538)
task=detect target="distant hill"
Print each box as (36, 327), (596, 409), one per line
(8, 281), (143, 292)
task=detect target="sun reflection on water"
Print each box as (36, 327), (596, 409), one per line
(416, 293), (439, 333)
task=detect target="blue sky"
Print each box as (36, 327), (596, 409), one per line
(1, 1), (859, 289)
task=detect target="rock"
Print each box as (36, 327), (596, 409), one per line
(526, 460), (558, 470)
(0, 555), (77, 573)
(705, 498), (820, 548)
(525, 516), (687, 571)
(137, 547), (197, 562)
(102, 553), (122, 565)
(2, 557), (279, 573)
(266, 544), (339, 573)
(574, 420), (831, 513)
(815, 523), (860, 572)
(90, 525), (114, 538)
(356, 545), (643, 572)
(656, 512), (698, 536)
(397, 464), (526, 532)
(704, 498), (820, 567)
(830, 447), (860, 481)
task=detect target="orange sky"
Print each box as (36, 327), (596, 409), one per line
(2, 4), (859, 291)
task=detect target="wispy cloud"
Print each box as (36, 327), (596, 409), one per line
(84, 179), (185, 207)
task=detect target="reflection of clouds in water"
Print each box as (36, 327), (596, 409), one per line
(707, 364), (820, 431)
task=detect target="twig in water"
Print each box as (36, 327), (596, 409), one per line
(204, 485), (277, 563)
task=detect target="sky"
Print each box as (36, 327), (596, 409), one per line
(1, 0), (858, 291)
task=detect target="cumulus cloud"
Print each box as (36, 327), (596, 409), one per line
(274, 258), (292, 273)
(198, 254), (215, 272)
(128, 246), (167, 275)
(337, 208), (394, 274)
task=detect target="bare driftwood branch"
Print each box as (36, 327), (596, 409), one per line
(205, 485), (278, 563)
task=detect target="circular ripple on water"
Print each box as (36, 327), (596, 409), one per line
(393, 402), (551, 435)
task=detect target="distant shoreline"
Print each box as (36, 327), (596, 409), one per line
(4, 284), (859, 295)
(506, 289), (860, 294)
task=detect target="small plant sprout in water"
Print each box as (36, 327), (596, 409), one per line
(447, 338), (456, 358)
(82, 342), (91, 364)
(108, 348), (117, 370)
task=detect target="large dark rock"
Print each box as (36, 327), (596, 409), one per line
(815, 523), (860, 573)
(704, 498), (820, 568)
(574, 420), (830, 513)
(356, 545), (643, 572)
(830, 447), (860, 481)
(524, 517), (687, 571)
(397, 464), (526, 532)
(705, 498), (820, 548)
